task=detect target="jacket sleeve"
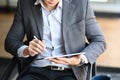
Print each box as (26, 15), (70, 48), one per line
(5, 0), (25, 57)
(83, 0), (106, 64)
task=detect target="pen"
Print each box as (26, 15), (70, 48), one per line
(33, 36), (48, 53)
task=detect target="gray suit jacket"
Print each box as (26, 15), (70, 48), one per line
(5, 0), (106, 80)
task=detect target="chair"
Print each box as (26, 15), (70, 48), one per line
(93, 75), (111, 80)
(0, 57), (19, 80)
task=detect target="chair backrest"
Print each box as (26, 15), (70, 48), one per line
(0, 57), (19, 80)
(93, 75), (111, 80)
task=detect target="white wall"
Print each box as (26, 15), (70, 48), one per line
(90, 0), (108, 2)
(0, 0), (6, 6)
(0, 0), (17, 7)
(9, 0), (17, 6)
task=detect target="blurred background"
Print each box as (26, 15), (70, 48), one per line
(0, 0), (120, 80)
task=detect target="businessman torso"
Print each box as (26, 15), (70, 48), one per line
(5, 0), (106, 80)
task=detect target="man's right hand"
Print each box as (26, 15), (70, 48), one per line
(23, 39), (45, 57)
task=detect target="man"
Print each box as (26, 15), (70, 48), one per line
(5, 0), (106, 80)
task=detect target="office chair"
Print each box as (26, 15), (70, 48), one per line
(93, 75), (111, 80)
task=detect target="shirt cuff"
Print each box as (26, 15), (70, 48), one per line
(17, 45), (29, 58)
(81, 54), (88, 64)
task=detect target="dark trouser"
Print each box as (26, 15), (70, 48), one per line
(17, 66), (77, 80)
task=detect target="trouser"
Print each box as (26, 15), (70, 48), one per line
(17, 66), (77, 80)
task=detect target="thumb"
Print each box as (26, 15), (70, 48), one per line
(76, 55), (80, 59)
(42, 40), (45, 44)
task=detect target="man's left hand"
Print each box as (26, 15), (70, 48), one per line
(48, 55), (81, 66)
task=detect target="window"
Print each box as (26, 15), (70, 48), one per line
(90, 0), (108, 2)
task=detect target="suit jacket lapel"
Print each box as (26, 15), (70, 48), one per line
(31, 0), (76, 40)
(31, 1), (43, 39)
(62, 0), (75, 27)
(62, 0), (83, 28)
(62, 0), (75, 54)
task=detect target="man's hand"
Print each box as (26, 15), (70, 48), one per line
(48, 55), (82, 66)
(23, 39), (45, 57)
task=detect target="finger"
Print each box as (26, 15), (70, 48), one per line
(28, 47), (38, 56)
(57, 56), (80, 65)
(68, 55), (81, 65)
(32, 40), (44, 48)
(35, 39), (45, 49)
(29, 43), (42, 53)
(30, 40), (45, 53)
(76, 55), (81, 58)
(34, 40), (47, 53)
(56, 58), (69, 65)
(49, 58), (67, 65)
(30, 52), (36, 57)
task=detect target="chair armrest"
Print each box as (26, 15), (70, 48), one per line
(0, 57), (19, 80)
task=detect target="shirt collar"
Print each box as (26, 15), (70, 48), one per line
(34, 0), (62, 9)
